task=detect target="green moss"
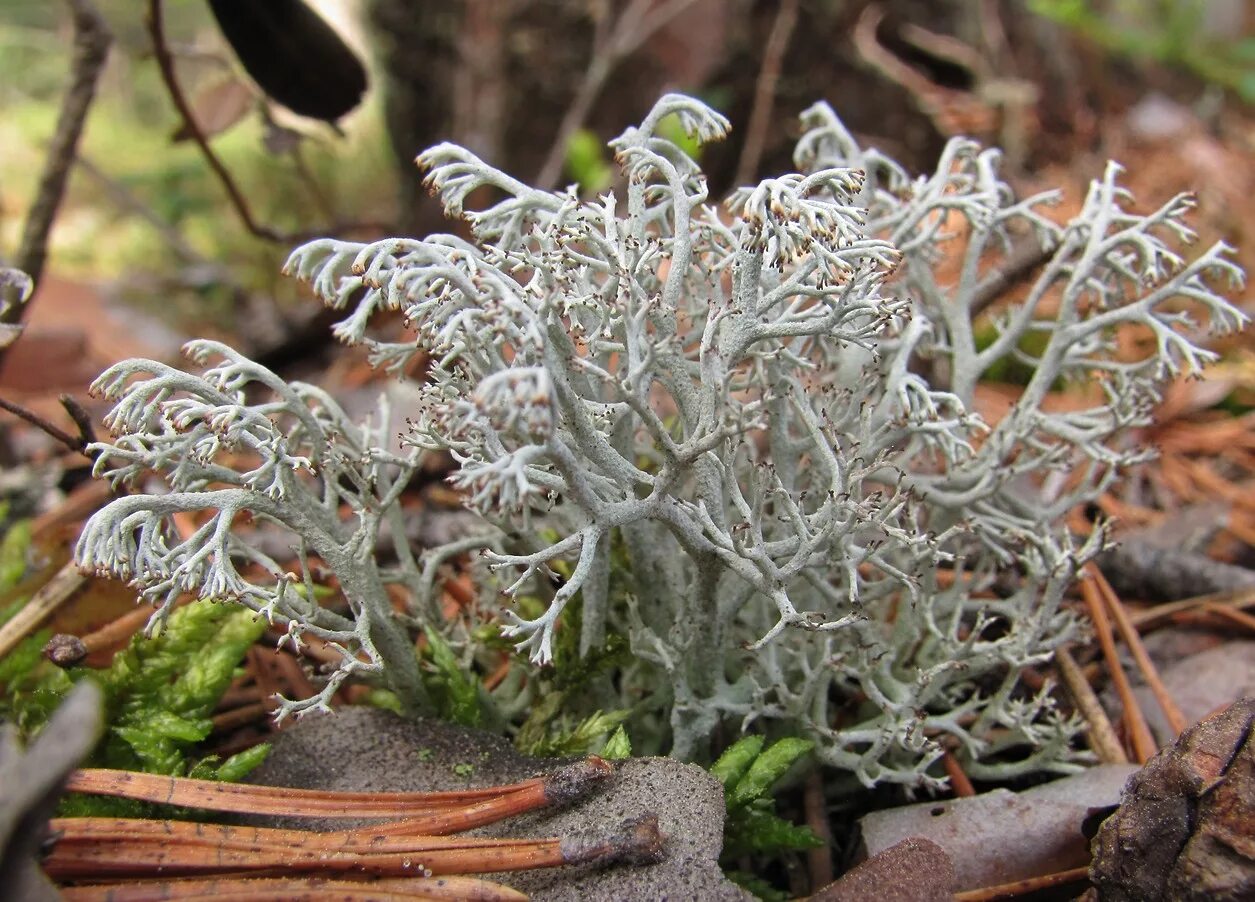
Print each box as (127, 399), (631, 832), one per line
(0, 589), (271, 817)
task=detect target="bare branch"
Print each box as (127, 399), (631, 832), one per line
(1, 0), (112, 327)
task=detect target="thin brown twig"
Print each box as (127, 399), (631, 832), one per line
(534, 0), (699, 190)
(802, 767), (833, 890)
(1081, 567), (1157, 763)
(1092, 567), (1188, 738)
(2, 0), (112, 328)
(968, 240), (1053, 318)
(145, 0), (283, 242)
(59, 393), (98, 449)
(1055, 646), (1127, 764)
(732, 0), (799, 188)
(144, 0), (392, 245)
(0, 392), (85, 455)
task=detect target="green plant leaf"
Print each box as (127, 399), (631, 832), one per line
(521, 708), (631, 758)
(422, 626), (481, 727)
(600, 724), (631, 759)
(724, 806), (823, 856)
(565, 128), (614, 193)
(0, 518), (31, 591)
(724, 868), (791, 902)
(727, 737), (813, 809)
(188, 743), (271, 783)
(709, 734), (764, 790)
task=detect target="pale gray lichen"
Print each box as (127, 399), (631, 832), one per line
(77, 94), (1247, 786)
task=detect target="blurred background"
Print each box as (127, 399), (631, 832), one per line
(1, 0), (1252, 428)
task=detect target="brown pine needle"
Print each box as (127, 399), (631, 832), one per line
(1091, 568), (1188, 738)
(65, 757), (611, 823)
(60, 874), (527, 901)
(1055, 646), (1127, 764)
(953, 865), (1090, 901)
(1129, 586), (1255, 630)
(941, 750), (976, 797)
(1201, 601), (1255, 634)
(1080, 567), (1157, 764)
(44, 813), (662, 881)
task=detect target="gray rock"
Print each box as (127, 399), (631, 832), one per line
(244, 707), (749, 901)
(856, 765), (1136, 892)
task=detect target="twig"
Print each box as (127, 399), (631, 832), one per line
(0, 393), (86, 455)
(802, 767), (833, 890)
(144, 0), (393, 245)
(0, 561), (86, 660)
(59, 393), (98, 449)
(1092, 567), (1188, 738)
(953, 865), (1090, 901)
(534, 0), (699, 190)
(1081, 567), (1157, 763)
(1056, 646), (1127, 764)
(968, 240), (1053, 318)
(45, 601), (169, 668)
(145, 0), (283, 242)
(2, 0), (112, 327)
(732, 0), (799, 188)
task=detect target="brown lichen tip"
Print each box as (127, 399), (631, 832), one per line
(559, 813), (667, 868)
(541, 755), (615, 806)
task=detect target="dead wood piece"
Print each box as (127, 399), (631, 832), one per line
(1089, 697), (1255, 901)
(1097, 539), (1255, 603)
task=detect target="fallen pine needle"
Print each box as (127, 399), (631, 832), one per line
(1202, 601), (1255, 635)
(953, 865), (1090, 901)
(1092, 568), (1188, 738)
(1129, 586), (1255, 631)
(59, 874), (527, 901)
(1081, 566), (1157, 763)
(44, 813), (663, 881)
(1056, 646), (1127, 764)
(65, 757), (611, 829)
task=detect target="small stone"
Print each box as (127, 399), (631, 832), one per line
(43, 634), (88, 668)
(811, 837), (954, 901)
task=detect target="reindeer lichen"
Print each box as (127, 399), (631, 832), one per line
(77, 94), (1246, 786)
